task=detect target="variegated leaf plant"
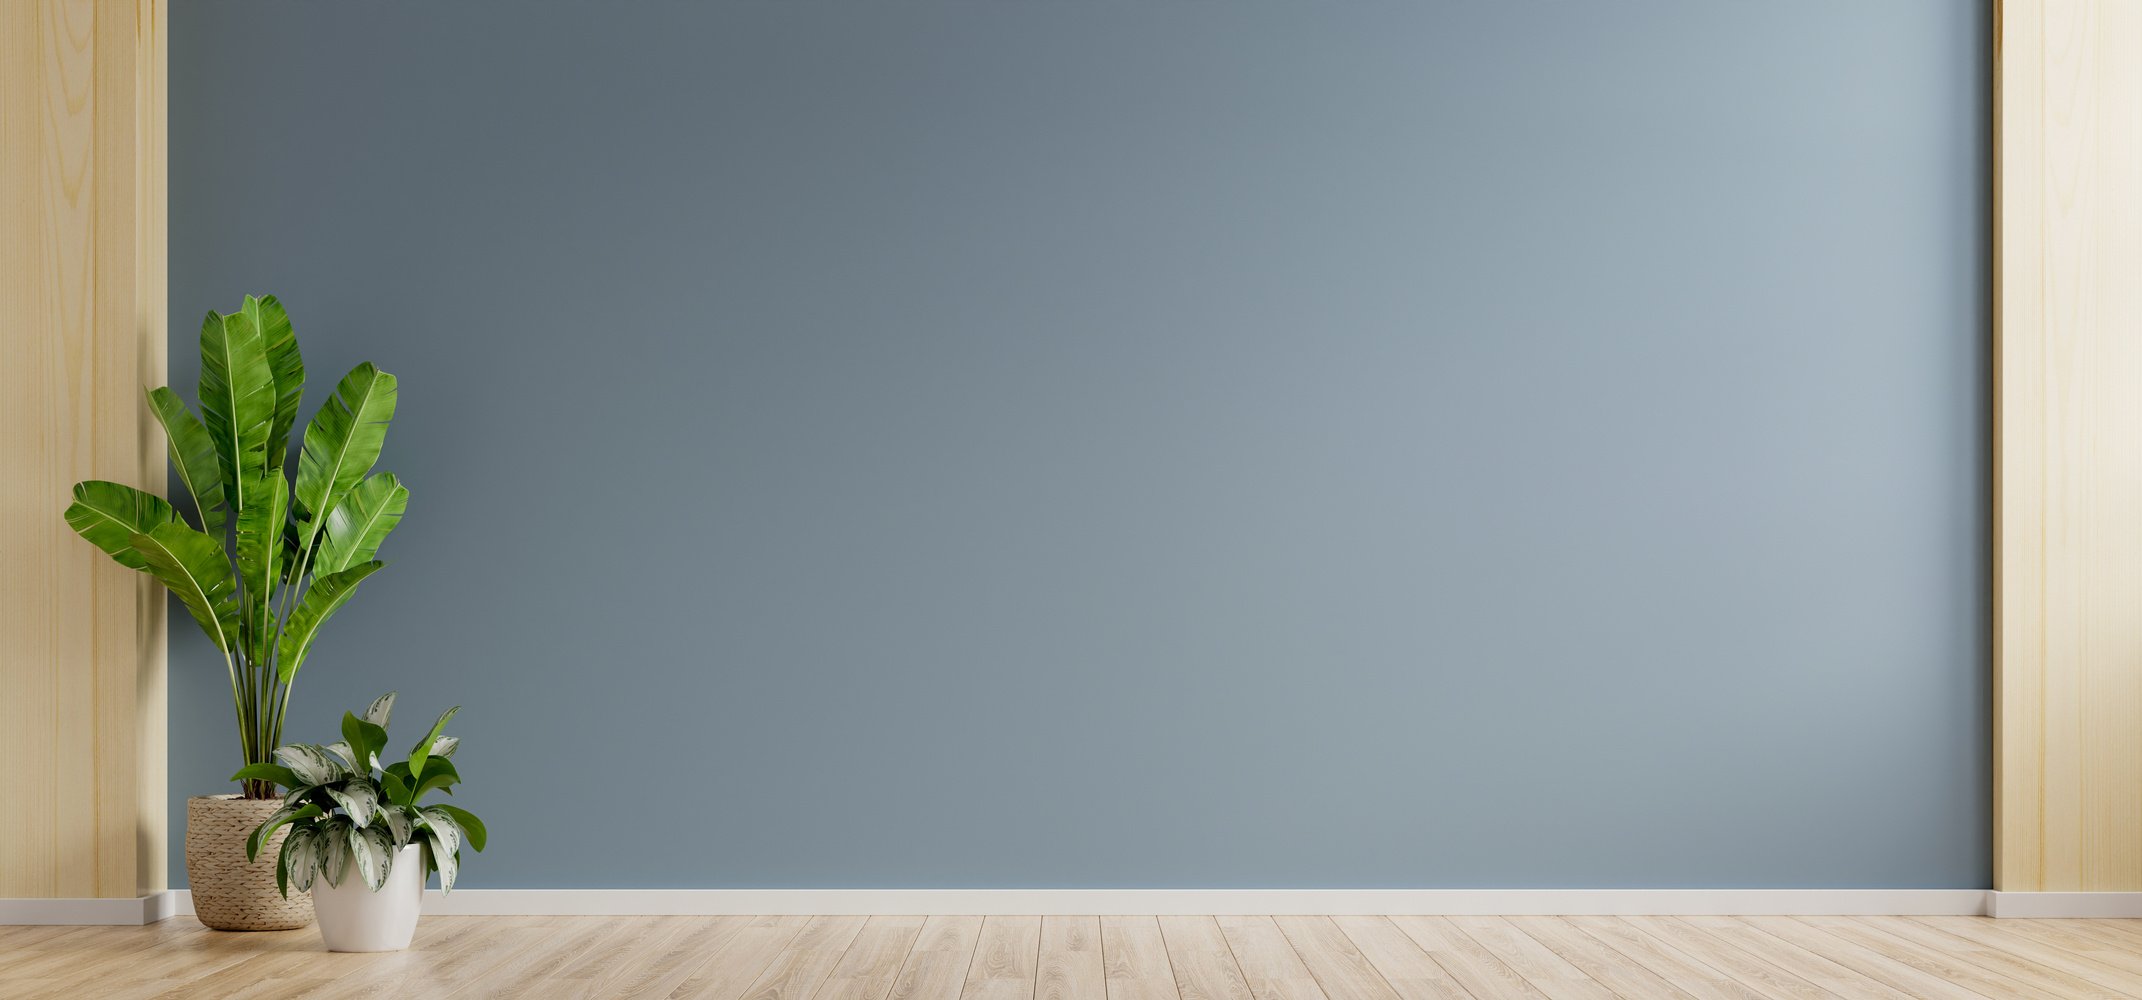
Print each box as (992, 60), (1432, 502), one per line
(63, 295), (409, 798)
(236, 692), (488, 896)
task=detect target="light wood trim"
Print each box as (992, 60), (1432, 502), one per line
(1996, 0), (2142, 893)
(0, 0), (167, 899)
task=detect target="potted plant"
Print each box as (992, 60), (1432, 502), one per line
(239, 692), (486, 952)
(63, 295), (407, 929)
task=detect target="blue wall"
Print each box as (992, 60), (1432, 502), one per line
(169, 1), (1989, 889)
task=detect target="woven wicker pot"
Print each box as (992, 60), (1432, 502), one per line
(187, 795), (314, 931)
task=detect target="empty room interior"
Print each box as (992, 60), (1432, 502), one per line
(9, 0), (2142, 996)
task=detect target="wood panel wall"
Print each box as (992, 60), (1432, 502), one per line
(1996, 0), (2142, 892)
(0, 0), (167, 899)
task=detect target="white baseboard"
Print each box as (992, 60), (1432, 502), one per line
(1986, 891), (2142, 918)
(0, 894), (175, 925)
(27, 888), (2142, 923)
(8, 888), (2011, 925)
(145, 887), (1986, 919)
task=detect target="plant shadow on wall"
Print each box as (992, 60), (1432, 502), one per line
(63, 295), (409, 930)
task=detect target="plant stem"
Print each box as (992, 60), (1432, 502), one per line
(270, 532), (324, 749)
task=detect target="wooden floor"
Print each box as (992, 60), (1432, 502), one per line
(5, 914), (2142, 999)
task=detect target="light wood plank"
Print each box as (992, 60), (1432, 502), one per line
(2030, 917), (2142, 949)
(1271, 916), (1413, 1000)
(1323, 916), (1469, 1000)
(1107, 915), (1186, 1000)
(1387, 917), (1548, 1000)
(1849, 916), (2125, 1000)
(1742, 916), (2007, 1000)
(8, 915), (2142, 1000)
(1038, 916), (1106, 1000)
(0, 0), (168, 902)
(666, 915), (816, 1000)
(604, 917), (760, 1000)
(302, 915), (546, 999)
(1442, 917), (1615, 1000)
(551, 916), (710, 997)
(1993, 916), (2142, 976)
(1504, 916), (1699, 1000)
(35, 922), (279, 999)
(1158, 916), (1258, 1000)
(2066, 917), (2142, 941)
(1557, 917), (1776, 1000)
(732, 915), (870, 1000)
(818, 915), (930, 1000)
(0, 926), (127, 979)
(453, 917), (651, 1000)
(1616, 916), (1840, 1000)
(223, 978), (337, 999)
(889, 916), (988, 1000)
(10, 922), (220, 990)
(419, 917), (566, 991)
(964, 916), (1042, 1000)
(1996, 0), (2142, 894)
(1664, 917), (1911, 1000)
(1901, 917), (2142, 996)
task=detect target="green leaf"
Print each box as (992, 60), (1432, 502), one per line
(340, 711), (387, 771)
(363, 691), (397, 729)
(315, 473), (409, 577)
(352, 824), (394, 890)
(288, 824), (322, 893)
(381, 767), (412, 808)
(145, 387), (227, 538)
(230, 762), (301, 789)
(244, 294), (306, 467)
(423, 828), (457, 893)
(407, 705), (458, 786)
(325, 780), (380, 828)
(278, 518), (320, 584)
(234, 471), (289, 666)
(428, 736), (459, 759)
(381, 804), (414, 846)
(278, 824), (319, 897)
(130, 522), (239, 653)
(197, 308), (276, 516)
(275, 561), (382, 684)
(430, 804), (486, 852)
(295, 362), (397, 527)
(320, 817), (351, 888)
(413, 756), (459, 801)
(415, 806), (462, 857)
(64, 481), (181, 570)
(273, 744), (346, 786)
(275, 827), (291, 898)
(247, 802), (321, 862)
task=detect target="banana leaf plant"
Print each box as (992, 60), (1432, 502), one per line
(63, 295), (406, 797)
(237, 692), (486, 895)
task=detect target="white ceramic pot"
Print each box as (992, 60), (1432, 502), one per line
(312, 843), (425, 952)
